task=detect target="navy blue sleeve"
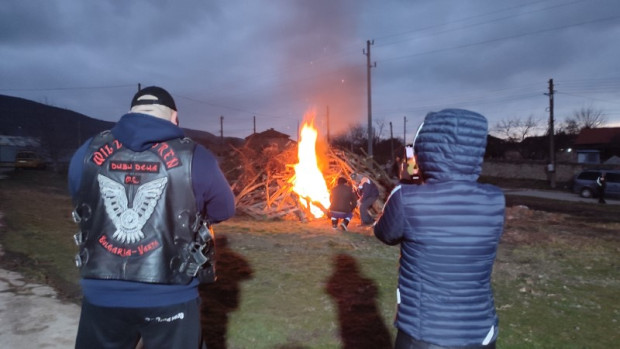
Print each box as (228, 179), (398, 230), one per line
(191, 145), (235, 223)
(68, 138), (93, 198)
(373, 185), (404, 245)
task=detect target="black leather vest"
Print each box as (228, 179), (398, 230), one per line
(73, 131), (199, 284)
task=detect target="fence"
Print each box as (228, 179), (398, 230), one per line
(482, 160), (620, 184)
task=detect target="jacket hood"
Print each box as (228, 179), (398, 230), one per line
(111, 113), (185, 151)
(414, 109), (488, 183)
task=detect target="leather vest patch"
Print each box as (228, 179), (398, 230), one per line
(97, 174), (167, 244)
(74, 130), (198, 284)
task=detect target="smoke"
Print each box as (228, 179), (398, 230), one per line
(273, 0), (366, 139)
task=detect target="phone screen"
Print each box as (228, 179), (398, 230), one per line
(405, 145), (413, 159)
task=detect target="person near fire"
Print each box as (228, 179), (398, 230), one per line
(374, 109), (505, 349)
(391, 156), (402, 180)
(67, 86), (235, 349)
(399, 153), (423, 185)
(329, 177), (358, 231)
(597, 172), (607, 204)
(357, 176), (379, 226)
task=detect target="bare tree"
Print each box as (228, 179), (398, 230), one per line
(373, 118), (386, 141)
(518, 115), (540, 141)
(561, 106), (607, 134)
(347, 124), (366, 144)
(331, 124), (365, 150)
(493, 115), (541, 142)
(494, 119), (517, 141)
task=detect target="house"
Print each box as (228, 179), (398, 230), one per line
(572, 127), (620, 164)
(244, 128), (294, 151)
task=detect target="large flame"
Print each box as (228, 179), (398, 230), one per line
(292, 115), (331, 218)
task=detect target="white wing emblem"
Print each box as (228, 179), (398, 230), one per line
(97, 174), (168, 244)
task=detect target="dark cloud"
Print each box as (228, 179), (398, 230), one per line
(1, 0), (619, 140)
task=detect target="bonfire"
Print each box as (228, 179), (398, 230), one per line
(227, 111), (393, 221)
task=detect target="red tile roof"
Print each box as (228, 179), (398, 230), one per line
(244, 128), (291, 141)
(574, 127), (620, 145)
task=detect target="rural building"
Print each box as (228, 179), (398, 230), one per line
(0, 135), (41, 168)
(244, 128), (294, 151)
(572, 127), (620, 164)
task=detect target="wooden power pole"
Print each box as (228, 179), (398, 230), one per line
(389, 121), (394, 162)
(546, 78), (556, 188)
(326, 106), (330, 143)
(363, 40), (376, 162)
(220, 115), (224, 143)
(403, 116), (407, 145)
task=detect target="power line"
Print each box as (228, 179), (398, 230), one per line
(0, 84), (136, 92)
(374, 0), (588, 47)
(379, 14), (620, 63)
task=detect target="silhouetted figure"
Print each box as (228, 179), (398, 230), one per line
(356, 177), (379, 226)
(597, 172), (607, 204)
(199, 236), (253, 349)
(329, 177), (358, 231)
(326, 254), (392, 349)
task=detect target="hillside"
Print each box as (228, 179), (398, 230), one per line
(0, 94), (242, 162)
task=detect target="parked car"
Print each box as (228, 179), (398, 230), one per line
(14, 151), (46, 170)
(572, 169), (620, 198)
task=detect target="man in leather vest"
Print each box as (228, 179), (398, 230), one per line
(68, 86), (235, 348)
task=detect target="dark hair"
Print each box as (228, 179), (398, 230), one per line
(337, 177), (347, 185)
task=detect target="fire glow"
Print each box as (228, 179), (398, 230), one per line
(292, 114), (331, 218)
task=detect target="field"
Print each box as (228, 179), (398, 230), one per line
(0, 170), (618, 348)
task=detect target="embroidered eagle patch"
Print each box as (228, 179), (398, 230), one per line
(97, 174), (168, 244)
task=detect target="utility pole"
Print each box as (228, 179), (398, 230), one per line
(220, 115), (224, 144)
(137, 83), (141, 92)
(363, 40), (376, 162)
(403, 116), (407, 145)
(389, 121), (394, 163)
(253, 115), (256, 134)
(545, 78), (556, 188)
(326, 106), (331, 144)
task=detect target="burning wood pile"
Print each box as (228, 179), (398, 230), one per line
(226, 123), (394, 222)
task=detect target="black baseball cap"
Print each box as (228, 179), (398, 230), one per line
(131, 86), (177, 111)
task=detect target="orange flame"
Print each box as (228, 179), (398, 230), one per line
(292, 112), (331, 218)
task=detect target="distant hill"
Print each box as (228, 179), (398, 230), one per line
(0, 94), (242, 162)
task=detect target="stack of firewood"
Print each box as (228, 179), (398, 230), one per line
(226, 142), (395, 221)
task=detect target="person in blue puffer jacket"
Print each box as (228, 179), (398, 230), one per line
(374, 109), (505, 349)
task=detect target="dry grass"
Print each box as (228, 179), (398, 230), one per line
(1, 170), (619, 348)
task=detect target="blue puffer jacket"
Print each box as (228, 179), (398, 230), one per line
(374, 109), (505, 347)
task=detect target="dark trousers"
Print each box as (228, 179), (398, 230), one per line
(76, 298), (203, 349)
(395, 330), (496, 349)
(598, 188), (606, 203)
(360, 195), (378, 224)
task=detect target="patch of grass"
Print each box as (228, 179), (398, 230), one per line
(0, 170), (81, 300)
(479, 176), (554, 190)
(1, 171), (619, 348)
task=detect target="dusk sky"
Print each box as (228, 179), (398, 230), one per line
(2, 0), (619, 142)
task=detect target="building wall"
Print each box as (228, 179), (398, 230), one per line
(482, 160), (620, 183)
(0, 145), (18, 166)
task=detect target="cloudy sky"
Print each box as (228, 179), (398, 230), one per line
(2, 0), (619, 142)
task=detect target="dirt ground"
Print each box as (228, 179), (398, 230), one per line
(0, 245), (80, 348)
